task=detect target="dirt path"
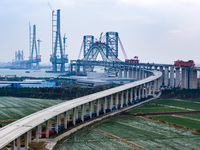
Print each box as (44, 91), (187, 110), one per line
(0, 119), (18, 122)
(132, 111), (200, 116)
(92, 128), (146, 150)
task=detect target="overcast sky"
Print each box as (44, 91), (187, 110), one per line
(1, 0), (200, 65)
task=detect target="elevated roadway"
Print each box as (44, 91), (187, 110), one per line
(0, 70), (162, 149)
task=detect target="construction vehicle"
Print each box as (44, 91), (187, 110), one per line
(174, 60), (195, 68)
(125, 56), (139, 63)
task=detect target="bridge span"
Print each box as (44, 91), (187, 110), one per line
(0, 69), (162, 150)
(71, 60), (198, 89)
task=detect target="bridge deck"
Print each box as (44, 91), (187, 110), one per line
(0, 71), (162, 148)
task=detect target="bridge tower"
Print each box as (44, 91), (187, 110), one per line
(29, 24), (41, 69)
(106, 32), (118, 60)
(50, 9), (68, 72)
(82, 32), (120, 62)
(83, 35), (94, 57)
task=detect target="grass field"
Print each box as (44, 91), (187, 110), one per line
(0, 97), (65, 126)
(151, 116), (200, 130)
(128, 103), (186, 114)
(182, 99), (200, 102)
(152, 99), (200, 110)
(58, 116), (200, 150)
(180, 114), (200, 120)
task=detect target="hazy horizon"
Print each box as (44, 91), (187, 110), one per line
(1, 0), (200, 65)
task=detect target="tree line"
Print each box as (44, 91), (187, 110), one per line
(161, 88), (200, 99)
(0, 85), (116, 100)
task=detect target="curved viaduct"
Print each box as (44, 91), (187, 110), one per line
(0, 70), (162, 150)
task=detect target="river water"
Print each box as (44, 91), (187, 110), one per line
(0, 69), (65, 78)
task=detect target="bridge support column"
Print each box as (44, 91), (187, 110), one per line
(38, 125), (42, 138)
(138, 86), (141, 100)
(17, 137), (21, 150)
(124, 68), (127, 78)
(49, 120), (52, 132)
(142, 67), (145, 79)
(96, 99), (100, 116)
(138, 66), (141, 80)
(11, 140), (15, 150)
(135, 67), (138, 79)
(142, 85), (144, 98)
(64, 111), (68, 129)
(164, 66), (168, 86)
(110, 95), (113, 111)
(149, 82), (152, 95)
(134, 87), (137, 101)
(89, 102), (93, 118)
(132, 68), (134, 78)
(45, 120), (50, 138)
(84, 104), (87, 116)
(154, 66), (158, 70)
(73, 108), (76, 125)
(116, 93), (119, 109)
(103, 97), (107, 114)
(118, 68), (122, 78)
(25, 132), (29, 150)
(170, 66), (174, 87)
(58, 115), (61, 126)
(128, 68), (132, 78)
(159, 66), (164, 86)
(36, 126), (39, 142)
(181, 68), (187, 89)
(120, 91), (124, 108)
(189, 68), (197, 89)
(158, 76), (162, 89)
(55, 116), (59, 133)
(126, 90), (129, 105)
(130, 88), (133, 103)
(153, 80), (157, 96)
(81, 104), (85, 121)
(29, 130), (32, 142)
(76, 107), (79, 121)
(145, 84), (148, 98)
(175, 68), (180, 88)
(132, 68), (135, 79)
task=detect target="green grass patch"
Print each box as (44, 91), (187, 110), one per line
(128, 103), (186, 113)
(153, 99), (200, 110)
(182, 99), (200, 102)
(0, 97), (65, 125)
(151, 116), (200, 130)
(57, 116), (200, 150)
(180, 114), (200, 120)
(129, 107), (186, 113)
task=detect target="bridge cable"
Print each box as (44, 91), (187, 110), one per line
(78, 42), (84, 59)
(118, 37), (128, 60)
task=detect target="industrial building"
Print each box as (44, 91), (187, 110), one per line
(0, 79), (55, 88)
(68, 72), (136, 86)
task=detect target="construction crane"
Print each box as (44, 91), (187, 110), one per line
(63, 33), (67, 55)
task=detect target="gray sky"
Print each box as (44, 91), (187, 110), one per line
(1, 0), (200, 65)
